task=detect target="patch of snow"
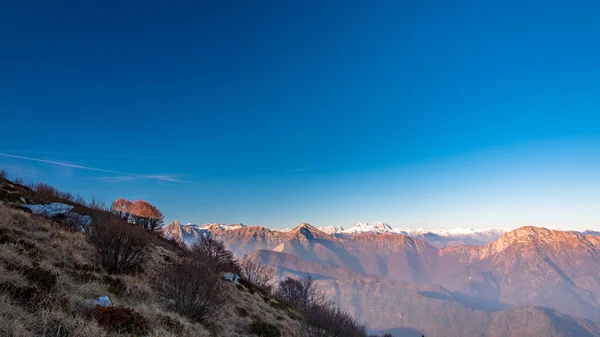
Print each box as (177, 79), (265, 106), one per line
(342, 222), (395, 234)
(221, 272), (240, 284)
(318, 225), (345, 234)
(199, 223), (246, 231)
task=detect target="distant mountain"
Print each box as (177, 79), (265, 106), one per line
(162, 221), (600, 331)
(406, 227), (508, 248)
(161, 221), (246, 244)
(342, 222), (395, 234)
(318, 225), (345, 234)
(252, 249), (600, 337)
(316, 222), (509, 247)
(323, 277), (600, 337)
(437, 226), (600, 320)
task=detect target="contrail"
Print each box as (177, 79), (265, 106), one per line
(0, 153), (189, 183)
(0, 150), (166, 160)
(288, 167), (313, 172)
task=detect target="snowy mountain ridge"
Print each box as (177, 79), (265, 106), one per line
(317, 222), (511, 237)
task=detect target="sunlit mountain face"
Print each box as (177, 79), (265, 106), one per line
(163, 221), (600, 335)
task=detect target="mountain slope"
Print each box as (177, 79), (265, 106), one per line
(164, 220), (600, 328)
(323, 277), (600, 337)
(0, 178), (309, 337)
(437, 226), (600, 320)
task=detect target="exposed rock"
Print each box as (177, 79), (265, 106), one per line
(21, 203), (92, 232)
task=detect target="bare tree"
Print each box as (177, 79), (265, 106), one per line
(303, 299), (367, 337)
(159, 258), (229, 324)
(276, 275), (367, 337)
(190, 236), (239, 274)
(276, 275), (324, 310)
(239, 257), (277, 290)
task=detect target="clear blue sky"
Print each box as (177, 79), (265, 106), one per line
(1, 1), (600, 229)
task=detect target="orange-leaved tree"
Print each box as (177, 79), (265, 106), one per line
(129, 200), (164, 232)
(111, 198), (132, 219)
(111, 198), (164, 232)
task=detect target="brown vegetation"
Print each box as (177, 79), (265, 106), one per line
(239, 257), (277, 291)
(159, 258), (228, 324)
(190, 236), (239, 274)
(88, 215), (150, 275)
(275, 275), (368, 337)
(249, 319), (281, 337)
(0, 174), (311, 337)
(91, 305), (149, 334)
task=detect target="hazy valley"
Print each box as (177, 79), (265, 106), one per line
(164, 221), (600, 336)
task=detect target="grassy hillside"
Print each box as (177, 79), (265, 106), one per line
(0, 175), (308, 337)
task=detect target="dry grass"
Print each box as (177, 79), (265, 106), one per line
(0, 199), (306, 337)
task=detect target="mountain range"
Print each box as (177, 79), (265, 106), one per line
(162, 221), (600, 336)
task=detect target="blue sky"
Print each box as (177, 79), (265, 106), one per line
(1, 1), (600, 229)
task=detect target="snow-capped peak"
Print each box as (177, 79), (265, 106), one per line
(343, 222), (394, 234)
(318, 225), (345, 234)
(199, 223), (246, 231)
(392, 227), (510, 237)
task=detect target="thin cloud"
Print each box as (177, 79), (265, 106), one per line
(96, 175), (190, 183)
(0, 153), (189, 183)
(0, 150), (166, 160)
(288, 167), (313, 172)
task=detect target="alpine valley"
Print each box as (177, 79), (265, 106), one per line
(163, 221), (600, 337)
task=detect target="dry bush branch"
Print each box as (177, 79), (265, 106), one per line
(240, 258), (277, 291)
(88, 215), (150, 274)
(159, 258), (229, 324)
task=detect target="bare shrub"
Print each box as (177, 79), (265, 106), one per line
(303, 300), (367, 337)
(87, 197), (109, 211)
(88, 215), (149, 274)
(28, 182), (61, 203)
(276, 275), (323, 310)
(276, 275), (367, 337)
(189, 236), (239, 274)
(239, 258), (277, 291)
(0, 169), (7, 180)
(159, 259), (228, 324)
(13, 176), (24, 185)
(250, 319), (281, 337)
(74, 194), (87, 206)
(21, 181), (78, 204)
